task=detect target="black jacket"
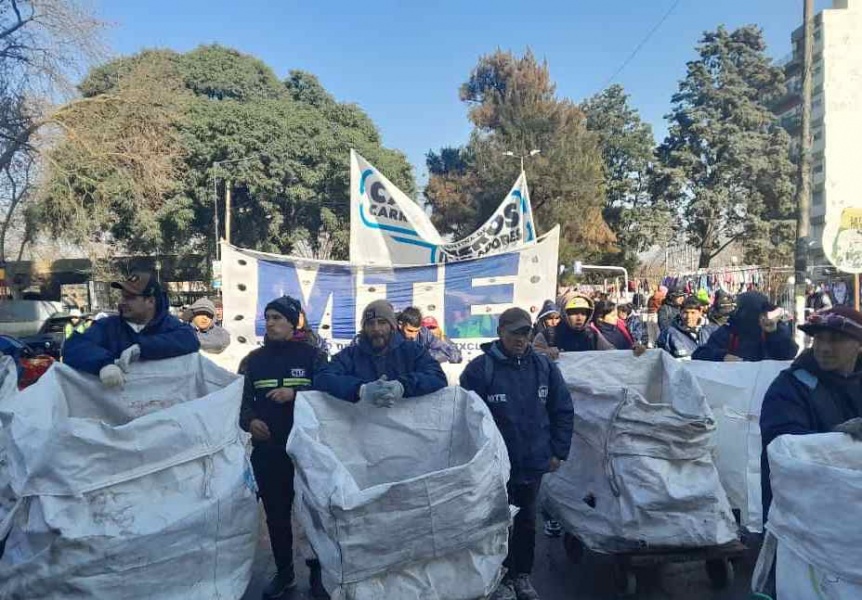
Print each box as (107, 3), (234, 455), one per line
(760, 351), (862, 519)
(657, 303), (680, 333)
(239, 338), (324, 448)
(460, 342), (574, 484)
(550, 322), (611, 352)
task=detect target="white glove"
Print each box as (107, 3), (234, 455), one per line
(115, 344), (141, 373)
(384, 379), (404, 401)
(359, 375), (397, 407)
(100, 364), (125, 388)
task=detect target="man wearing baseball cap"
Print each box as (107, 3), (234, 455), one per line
(760, 306), (862, 520)
(314, 300), (446, 404)
(63, 272), (199, 388)
(460, 308), (574, 600)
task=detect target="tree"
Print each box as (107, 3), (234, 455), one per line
(425, 50), (613, 265)
(654, 26), (796, 268)
(35, 45), (414, 260)
(581, 84), (666, 271)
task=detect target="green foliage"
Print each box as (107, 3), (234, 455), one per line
(655, 26), (796, 268)
(38, 44), (414, 259)
(581, 84), (666, 271)
(425, 49), (613, 266)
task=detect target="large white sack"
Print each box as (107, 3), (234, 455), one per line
(684, 360), (790, 533)
(0, 355), (258, 600)
(288, 387), (511, 600)
(544, 350), (737, 553)
(767, 433), (862, 599)
(0, 355), (16, 402)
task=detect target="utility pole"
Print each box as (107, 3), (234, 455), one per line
(794, 0), (814, 343)
(225, 181), (232, 245)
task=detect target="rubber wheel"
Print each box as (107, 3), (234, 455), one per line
(612, 564), (637, 597)
(705, 558), (735, 590)
(563, 533), (585, 564)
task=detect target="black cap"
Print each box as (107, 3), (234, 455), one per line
(499, 307), (533, 334)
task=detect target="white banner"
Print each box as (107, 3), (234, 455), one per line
(824, 206), (862, 274)
(220, 226), (559, 366)
(350, 150), (537, 265)
(349, 150), (443, 266)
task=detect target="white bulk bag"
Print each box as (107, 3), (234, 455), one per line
(0, 355), (258, 599)
(288, 387), (511, 600)
(684, 360), (791, 533)
(544, 350), (737, 552)
(766, 433), (862, 599)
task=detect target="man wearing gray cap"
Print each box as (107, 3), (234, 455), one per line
(460, 307), (574, 600)
(314, 299), (447, 404)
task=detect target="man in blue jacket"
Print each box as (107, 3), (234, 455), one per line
(692, 291), (798, 363)
(760, 306), (862, 520)
(658, 295), (717, 359)
(63, 272), (200, 388)
(460, 307), (574, 600)
(315, 300), (447, 404)
(397, 306), (462, 364)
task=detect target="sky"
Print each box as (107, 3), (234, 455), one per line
(95, 0), (833, 183)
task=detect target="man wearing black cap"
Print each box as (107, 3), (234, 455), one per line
(460, 308), (574, 600)
(63, 272), (199, 388)
(692, 291), (798, 362)
(239, 296), (327, 599)
(188, 297), (231, 354)
(760, 306), (862, 520)
(314, 299), (446, 404)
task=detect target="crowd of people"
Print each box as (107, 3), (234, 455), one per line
(52, 270), (862, 600)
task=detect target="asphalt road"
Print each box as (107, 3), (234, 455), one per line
(242, 509), (759, 600)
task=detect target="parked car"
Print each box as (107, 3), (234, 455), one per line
(20, 312), (84, 359)
(0, 300), (65, 338)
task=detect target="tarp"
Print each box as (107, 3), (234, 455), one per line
(287, 387), (511, 599)
(218, 226), (559, 370)
(0, 355), (258, 599)
(765, 433), (862, 598)
(543, 350), (737, 552)
(349, 151), (536, 265)
(684, 359), (791, 533)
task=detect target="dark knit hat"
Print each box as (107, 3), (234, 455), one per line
(264, 296), (301, 327)
(362, 299), (397, 330)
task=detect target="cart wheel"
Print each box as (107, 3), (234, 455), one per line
(612, 564), (637, 597)
(563, 533), (584, 564)
(705, 558), (734, 589)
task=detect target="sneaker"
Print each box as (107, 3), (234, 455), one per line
(543, 519), (562, 538)
(490, 578), (517, 600)
(262, 568), (297, 599)
(307, 560), (330, 599)
(511, 573), (540, 600)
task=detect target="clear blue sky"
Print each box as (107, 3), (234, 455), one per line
(96, 0), (832, 183)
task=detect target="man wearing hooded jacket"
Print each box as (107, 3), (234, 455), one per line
(692, 291), (798, 362)
(658, 295), (718, 359)
(533, 295), (614, 359)
(63, 272), (200, 387)
(461, 308), (574, 600)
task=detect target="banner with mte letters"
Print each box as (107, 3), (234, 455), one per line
(220, 226), (559, 366)
(349, 150), (537, 265)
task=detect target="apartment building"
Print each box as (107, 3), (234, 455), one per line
(774, 0), (862, 275)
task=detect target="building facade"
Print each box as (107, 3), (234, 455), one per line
(775, 0), (862, 276)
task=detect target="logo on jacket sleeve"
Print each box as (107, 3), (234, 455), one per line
(291, 368), (306, 378)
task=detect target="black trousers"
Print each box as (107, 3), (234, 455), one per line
(504, 478), (542, 576)
(251, 444), (295, 573)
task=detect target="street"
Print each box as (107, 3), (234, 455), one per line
(242, 508), (758, 600)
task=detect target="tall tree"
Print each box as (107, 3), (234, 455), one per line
(35, 45), (414, 260)
(425, 50), (612, 265)
(581, 84), (665, 271)
(655, 26), (796, 268)
(0, 0), (104, 260)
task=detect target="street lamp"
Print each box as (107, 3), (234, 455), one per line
(502, 149), (541, 172)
